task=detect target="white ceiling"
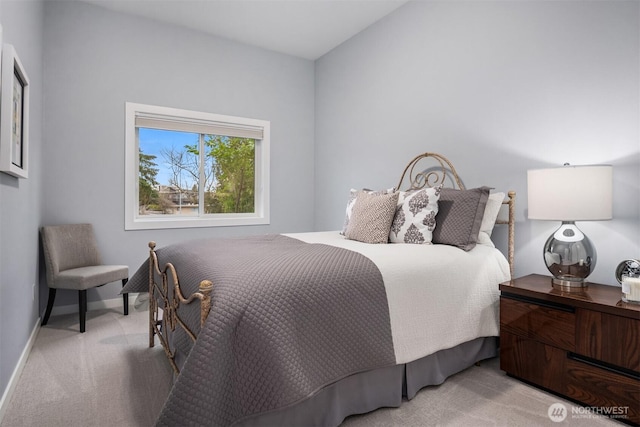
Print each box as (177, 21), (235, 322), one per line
(80, 0), (409, 60)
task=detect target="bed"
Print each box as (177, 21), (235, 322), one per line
(123, 152), (516, 426)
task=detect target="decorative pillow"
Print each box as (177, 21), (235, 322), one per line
(389, 186), (442, 244)
(345, 191), (399, 244)
(341, 187), (395, 235)
(477, 192), (505, 247)
(432, 187), (491, 251)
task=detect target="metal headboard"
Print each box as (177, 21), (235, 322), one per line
(396, 152), (465, 191)
(396, 152), (515, 277)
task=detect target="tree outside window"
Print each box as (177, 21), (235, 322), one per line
(138, 131), (255, 216)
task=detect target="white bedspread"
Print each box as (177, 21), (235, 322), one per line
(286, 231), (511, 364)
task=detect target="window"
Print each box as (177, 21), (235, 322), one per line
(125, 103), (270, 230)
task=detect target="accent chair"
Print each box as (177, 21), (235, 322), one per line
(40, 223), (128, 332)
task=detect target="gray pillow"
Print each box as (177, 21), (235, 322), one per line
(345, 191), (399, 244)
(432, 187), (491, 251)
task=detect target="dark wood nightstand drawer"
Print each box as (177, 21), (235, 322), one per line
(500, 295), (575, 350)
(576, 309), (640, 373)
(565, 355), (640, 425)
(500, 331), (565, 392)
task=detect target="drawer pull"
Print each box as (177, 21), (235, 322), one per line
(568, 352), (640, 380)
(502, 293), (575, 313)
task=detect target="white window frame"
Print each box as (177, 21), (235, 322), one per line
(125, 102), (270, 230)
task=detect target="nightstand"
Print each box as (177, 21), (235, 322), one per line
(500, 274), (640, 425)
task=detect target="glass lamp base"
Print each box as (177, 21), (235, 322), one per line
(552, 277), (588, 291)
(544, 221), (596, 290)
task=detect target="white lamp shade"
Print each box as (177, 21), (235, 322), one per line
(527, 165), (613, 221)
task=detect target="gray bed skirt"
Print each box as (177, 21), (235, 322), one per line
(233, 336), (498, 427)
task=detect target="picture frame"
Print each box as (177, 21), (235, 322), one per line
(0, 43), (30, 179)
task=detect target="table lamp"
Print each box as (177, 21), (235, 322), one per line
(527, 164), (613, 289)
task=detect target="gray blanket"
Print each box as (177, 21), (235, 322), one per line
(124, 234), (396, 426)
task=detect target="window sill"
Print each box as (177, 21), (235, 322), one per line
(125, 214), (270, 230)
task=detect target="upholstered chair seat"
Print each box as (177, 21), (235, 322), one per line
(41, 224), (129, 332)
(54, 265), (128, 290)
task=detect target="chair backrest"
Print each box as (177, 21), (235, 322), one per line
(41, 224), (102, 286)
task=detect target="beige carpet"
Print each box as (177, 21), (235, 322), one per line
(1, 306), (620, 427)
(1, 307), (172, 427)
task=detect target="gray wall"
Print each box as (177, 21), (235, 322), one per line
(41, 1), (316, 308)
(315, 0), (639, 285)
(0, 0), (44, 408)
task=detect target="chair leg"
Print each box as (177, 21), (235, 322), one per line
(41, 288), (57, 326)
(78, 290), (87, 333)
(122, 278), (129, 316)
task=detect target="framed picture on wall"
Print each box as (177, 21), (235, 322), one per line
(0, 43), (30, 179)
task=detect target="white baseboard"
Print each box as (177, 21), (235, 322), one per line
(0, 317), (40, 423)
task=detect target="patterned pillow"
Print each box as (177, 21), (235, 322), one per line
(389, 186), (442, 244)
(432, 187), (491, 251)
(345, 191), (399, 244)
(341, 187), (395, 235)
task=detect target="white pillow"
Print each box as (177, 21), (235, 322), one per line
(477, 192), (505, 247)
(389, 186), (441, 244)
